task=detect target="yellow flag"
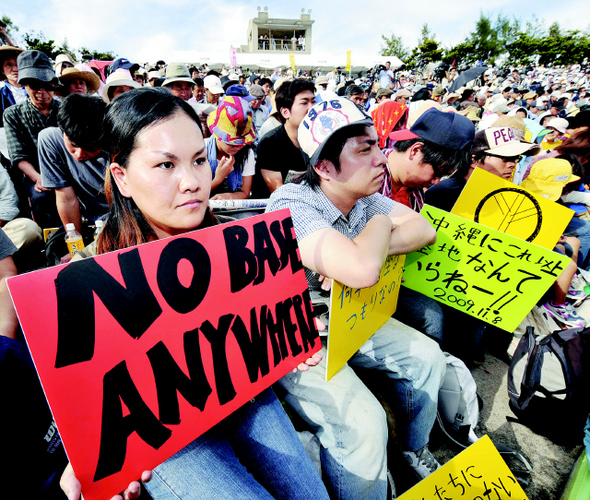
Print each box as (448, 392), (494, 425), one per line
(289, 53), (296, 72)
(345, 50), (351, 72)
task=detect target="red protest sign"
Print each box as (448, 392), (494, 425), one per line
(7, 210), (320, 500)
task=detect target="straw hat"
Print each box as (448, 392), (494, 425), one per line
(56, 67), (101, 96)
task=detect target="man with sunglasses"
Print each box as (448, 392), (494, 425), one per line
(3, 50), (61, 228)
(425, 126), (539, 212)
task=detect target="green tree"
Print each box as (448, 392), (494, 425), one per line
(23, 31), (58, 59)
(495, 14), (521, 47)
(79, 47), (117, 61)
(467, 12), (500, 64)
(443, 41), (477, 67)
(525, 15), (546, 38)
(407, 23), (443, 68)
(504, 33), (539, 66)
(548, 22), (561, 37)
(537, 30), (590, 66)
(380, 32), (409, 61)
(56, 38), (76, 59)
(1, 14), (18, 34)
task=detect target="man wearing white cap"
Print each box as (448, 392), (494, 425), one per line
(266, 97), (445, 497)
(203, 75), (224, 106)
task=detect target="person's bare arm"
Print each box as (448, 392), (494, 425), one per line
(18, 160), (49, 192)
(387, 202), (437, 255)
(211, 156), (234, 190)
(261, 170), (283, 194)
(298, 214), (393, 289)
(211, 175), (252, 200)
(0, 254), (18, 339)
(55, 187), (82, 232)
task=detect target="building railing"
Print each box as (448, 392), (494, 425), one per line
(257, 38), (306, 51)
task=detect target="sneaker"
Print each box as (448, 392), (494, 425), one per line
(542, 301), (585, 328)
(402, 445), (440, 480)
(567, 273), (588, 301)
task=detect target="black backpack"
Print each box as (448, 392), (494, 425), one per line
(508, 326), (590, 441)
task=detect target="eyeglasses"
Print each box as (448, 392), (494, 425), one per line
(430, 163), (447, 179)
(487, 154), (523, 163)
(27, 81), (57, 92)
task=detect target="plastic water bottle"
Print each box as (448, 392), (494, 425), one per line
(94, 219), (104, 240)
(65, 223), (85, 258)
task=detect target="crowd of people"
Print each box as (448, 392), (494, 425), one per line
(1, 40), (590, 500)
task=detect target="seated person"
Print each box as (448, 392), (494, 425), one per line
(55, 67), (100, 98)
(162, 62), (194, 102)
(426, 127), (577, 353)
(0, 45), (26, 118)
(371, 100), (408, 149)
(380, 110), (474, 346)
(248, 84), (269, 146)
(266, 97), (446, 497)
(206, 96), (255, 200)
(0, 231), (70, 499)
(252, 78), (316, 199)
(101, 69), (141, 103)
(0, 163), (42, 270)
(0, 227), (17, 338)
(3, 50), (61, 228)
(521, 157), (587, 327)
(541, 117), (569, 151)
(39, 93), (109, 233)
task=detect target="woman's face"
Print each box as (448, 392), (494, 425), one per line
(111, 111), (211, 239)
(2, 56), (19, 87)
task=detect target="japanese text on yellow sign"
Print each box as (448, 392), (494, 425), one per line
(345, 50), (351, 72)
(326, 254), (404, 381)
(403, 205), (569, 332)
(289, 53), (296, 72)
(451, 168), (573, 250)
(398, 435), (529, 500)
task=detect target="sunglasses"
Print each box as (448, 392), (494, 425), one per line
(430, 163), (447, 179)
(27, 81), (57, 92)
(487, 153), (523, 163)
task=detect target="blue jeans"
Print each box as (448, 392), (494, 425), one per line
(277, 318), (446, 500)
(394, 286), (444, 345)
(565, 216), (590, 269)
(145, 388), (329, 500)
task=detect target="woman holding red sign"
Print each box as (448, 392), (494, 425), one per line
(60, 87), (327, 500)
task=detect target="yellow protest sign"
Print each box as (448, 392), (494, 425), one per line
(289, 53), (296, 72)
(398, 435), (529, 500)
(326, 254), (404, 381)
(403, 205), (569, 332)
(451, 168), (573, 250)
(345, 50), (351, 72)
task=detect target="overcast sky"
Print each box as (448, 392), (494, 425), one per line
(5, 1), (590, 65)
